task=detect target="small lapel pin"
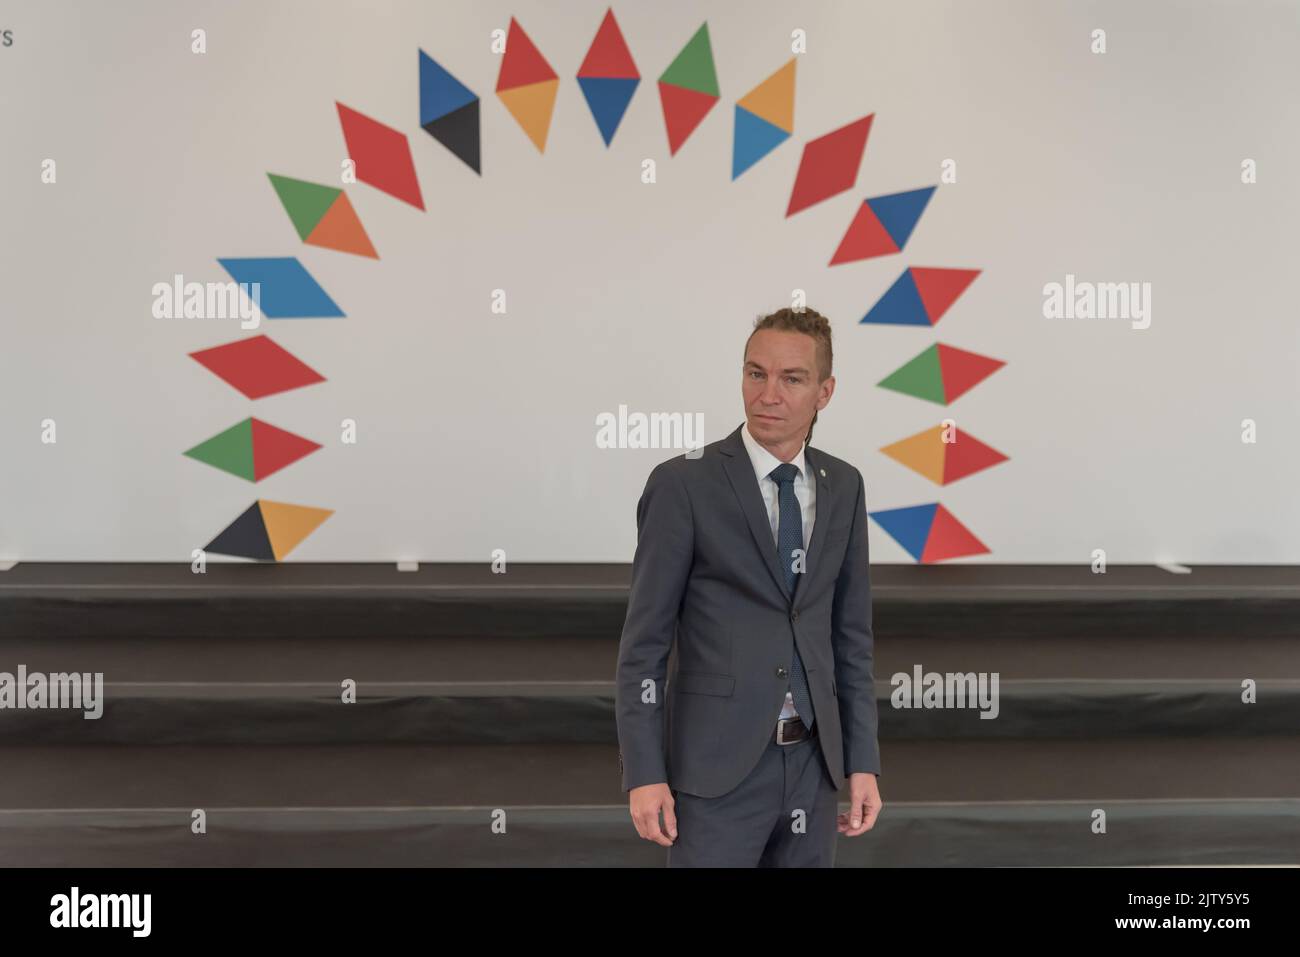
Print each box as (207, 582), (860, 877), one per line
(819, 468), (826, 477)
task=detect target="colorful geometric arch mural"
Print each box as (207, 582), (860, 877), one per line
(188, 7), (996, 562)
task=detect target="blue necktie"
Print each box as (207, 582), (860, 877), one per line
(769, 462), (814, 730)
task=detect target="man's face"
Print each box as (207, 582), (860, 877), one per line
(742, 328), (835, 449)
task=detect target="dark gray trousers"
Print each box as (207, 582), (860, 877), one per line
(666, 732), (840, 867)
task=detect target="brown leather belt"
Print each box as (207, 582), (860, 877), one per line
(773, 715), (816, 745)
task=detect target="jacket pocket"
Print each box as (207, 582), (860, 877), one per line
(675, 670), (736, 697)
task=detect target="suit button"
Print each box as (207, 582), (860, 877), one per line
(776, 667), (788, 678)
(790, 610), (799, 621)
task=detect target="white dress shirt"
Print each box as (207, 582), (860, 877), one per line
(739, 421), (816, 720)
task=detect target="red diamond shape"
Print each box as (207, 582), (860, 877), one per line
(786, 115), (874, 217)
(337, 102), (425, 210)
(189, 335), (326, 399)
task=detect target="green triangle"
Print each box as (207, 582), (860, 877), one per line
(184, 418), (256, 480)
(878, 345), (948, 404)
(659, 23), (719, 97)
(268, 174), (341, 240)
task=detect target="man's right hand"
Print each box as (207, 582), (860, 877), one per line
(629, 783), (677, 846)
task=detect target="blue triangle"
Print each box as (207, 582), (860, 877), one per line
(732, 105), (790, 180)
(869, 503), (938, 562)
(862, 269), (929, 326)
(419, 50), (478, 126)
(216, 257), (344, 319)
(578, 77), (639, 147)
(867, 187), (936, 250)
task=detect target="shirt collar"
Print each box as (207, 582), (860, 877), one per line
(740, 420), (808, 485)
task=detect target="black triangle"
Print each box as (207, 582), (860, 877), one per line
(204, 502), (275, 561)
(423, 99), (481, 175)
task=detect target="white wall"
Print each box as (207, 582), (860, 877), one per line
(2, 0), (1297, 562)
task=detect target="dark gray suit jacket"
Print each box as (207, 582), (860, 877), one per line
(615, 422), (881, 798)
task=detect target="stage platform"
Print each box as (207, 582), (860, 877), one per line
(1, 563), (1297, 866)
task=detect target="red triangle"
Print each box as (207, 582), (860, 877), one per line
(336, 103), (424, 211)
(937, 344), (1006, 403)
(829, 201), (900, 265)
(912, 267), (981, 324)
(189, 336), (326, 399)
(942, 429), (1009, 483)
(497, 17), (557, 91)
(919, 504), (989, 563)
(250, 418), (323, 481)
(579, 8), (638, 78)
(659, 81), (718, 155)
(786, 115), (873, 216)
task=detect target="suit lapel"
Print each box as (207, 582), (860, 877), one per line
(721, 425), (791, 602)
(800, 444), (834, 606)
(720, 423), (837, 609)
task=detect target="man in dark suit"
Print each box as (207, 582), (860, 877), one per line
(615, 307), (882, 867)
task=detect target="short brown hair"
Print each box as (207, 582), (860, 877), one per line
(745, 306), (833, 445)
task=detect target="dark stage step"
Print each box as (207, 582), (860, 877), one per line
(4, 563), (1300, 640)
(0, 678), (1296, 745)
(2, 737), (1298, 866)
(2, 625), (1297, 744)
(5, 632), (1300, 682)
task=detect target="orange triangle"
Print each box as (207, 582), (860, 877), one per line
(880, 426), (947, 484)
(306, 192), (378, 258)
(258, 500), (334, 560)
(498, 78), (559, 152)
(737, 58), (796, 133)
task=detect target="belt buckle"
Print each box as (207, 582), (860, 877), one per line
(775, 716), (803, 745)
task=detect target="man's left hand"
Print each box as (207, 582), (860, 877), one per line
(837, 772), (882, 836)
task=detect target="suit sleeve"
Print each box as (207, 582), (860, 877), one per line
(832, 467), (882, 778)
(615, 461), (695, 791)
